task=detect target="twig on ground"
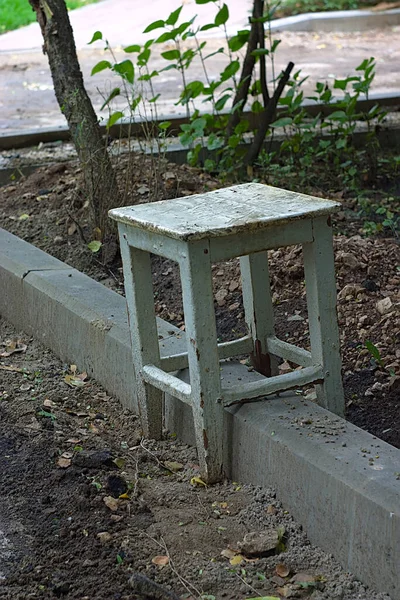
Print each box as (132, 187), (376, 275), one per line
(144, 533), (202, 598)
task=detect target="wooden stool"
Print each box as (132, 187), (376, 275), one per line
(109, 183), (344, 483)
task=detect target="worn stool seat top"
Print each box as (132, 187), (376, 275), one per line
(109, 183), (340, 242)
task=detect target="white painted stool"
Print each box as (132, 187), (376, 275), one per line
(109, 183), (344, 483)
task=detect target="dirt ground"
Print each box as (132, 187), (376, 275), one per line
(0, 149), (399, 449)
(0, 316), (395, 600)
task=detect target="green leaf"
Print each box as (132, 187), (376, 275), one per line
(220, 60), (240, 82)
(365, 340), (383, 366)
(88, 30), (102, 44)
(271, 39), (281, 53)
(251, 48), (270, 57)
(228, 30), (250, 51)
(333, 79), (348, 91)
(106, 111), (124, 129)
(195, 0), (215, 3)
(215, 93), (231, 111)
(215, 3), (229, 26)
(155, 31), (176, 43)
(200, 23), (217, 31)
(166, 6), (183, 26)
(161, 49), (180, 60)
(131, 95), (142, 111)
(270, 117), (293, 128)
(326, 110), (347, 121)
(159, 120), (171, 130)
(138, 47), (151, 66)
(100, 87), (120, 111)
(143, 19), (165, 33)
(113, 60), (134, 84)
(251, 99), (263, 113)
(124, 44), (141, 53)
(37, 409), (56, 421)
(87, 240), (102, 253)
(91, 60), (111, 76)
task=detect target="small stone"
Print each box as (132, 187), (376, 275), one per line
(229, 302), (240, 311)
(238, 529), (279, 557)
(376, 297), (393, 315)
(341, 253), (360, 270)
(388, 376), (400, 393)
(97, 531), (112, 544)
(304, 389), (317, 402)
(106, 474), (128, 498)
(73, 449), (114, 469)
(229, 280), (239, 292)
(362, 279), (379, 292)
(278, 361), (292, 375)
(215, 289), (228, 306)
(53, 236), (64, 244)
(371, 382), (383, 393)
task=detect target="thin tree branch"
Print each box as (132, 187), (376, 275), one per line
(246, 61), (294, 165)
(225, 0), (262, 139)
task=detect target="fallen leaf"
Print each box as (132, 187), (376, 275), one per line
(43, 398), (57, 408)
(64, 374), (87, 388)
(229, 554), (245, 566)
(103, 496), (120, 511)
(97, 531), (112, 544)
(61, 451), (74, 459)
(0, 339), (27, 357)
(164, 460), (183, 472)
(113, 457), (125, 469)
(152, 555), (169, 566)
(276, 563), (290, 578)
(190, 476), (207, 487)
(18, 213), (30, 220)
(0, 365), (26, 373)
(291, 573), (316, 584)
(221, 548), (237, 560)
(118, 492), (130, 500)
(88, 240), (102, 253)
(67, 438), (82, 444)
(88, 422), (100, 434)
(68, 222), (77, 236)
(57, 457), (71, 468)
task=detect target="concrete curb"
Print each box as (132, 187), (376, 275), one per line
(0, 227), (399, 599)
(1, 92), (399, 150)
(269, 7), (400, 32)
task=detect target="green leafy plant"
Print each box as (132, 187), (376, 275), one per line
(90, 0), (294, 176)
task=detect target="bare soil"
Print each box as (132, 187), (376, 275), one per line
(0, 317), (394, 600)
(0, 151), (399, 448)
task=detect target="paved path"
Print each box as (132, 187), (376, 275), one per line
(0, 0), (399, 134)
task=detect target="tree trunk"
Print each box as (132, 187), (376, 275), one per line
(28, 0), (120, 261)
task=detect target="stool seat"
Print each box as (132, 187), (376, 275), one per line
(109, 183), (340, 241)
(110, 183), (344, 484)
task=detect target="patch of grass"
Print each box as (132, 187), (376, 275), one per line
(0, 0), (100, 34)
(276, 0), (399, 17)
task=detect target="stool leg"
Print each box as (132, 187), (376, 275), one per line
(240, 252), (279, 376)
(119, 232), (163, 439)
(179, 240), (224, 484)
(302, 216), (344, 416)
